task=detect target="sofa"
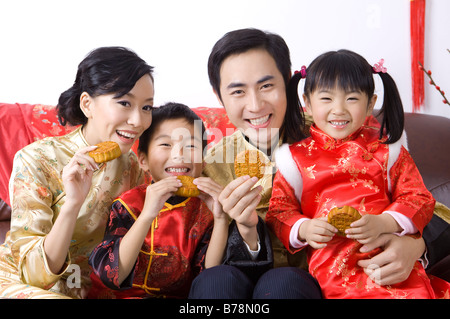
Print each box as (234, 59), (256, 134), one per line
(0, 102), (449, 279)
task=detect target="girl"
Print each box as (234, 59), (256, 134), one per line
(0, 47), (154, 298)
(267, 49), (450, 298)
(88, 103), (229, 298)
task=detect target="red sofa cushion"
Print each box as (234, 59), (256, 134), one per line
(0, 103), (235, 206)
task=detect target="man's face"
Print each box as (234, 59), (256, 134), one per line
(216, 48), (287, 151)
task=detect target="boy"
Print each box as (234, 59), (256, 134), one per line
(88, 102), (230, 298)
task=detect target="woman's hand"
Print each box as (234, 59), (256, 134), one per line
(45, 145), (99, 274)
(61, 145), (99, 208)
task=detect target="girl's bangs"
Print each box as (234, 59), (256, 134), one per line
(313, 65), (372, 94)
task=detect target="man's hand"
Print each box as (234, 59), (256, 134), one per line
(357, 233), (425, 285)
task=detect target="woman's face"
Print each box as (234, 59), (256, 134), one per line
(216, 48), (287, 151)
(81, 74), (154, 154)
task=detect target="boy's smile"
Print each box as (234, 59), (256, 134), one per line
(140, 118), (204, 182)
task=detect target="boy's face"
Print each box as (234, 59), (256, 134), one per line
(215, 48), (287, 150)
(139, 118), (204, 182)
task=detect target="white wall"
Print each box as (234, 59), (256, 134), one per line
(1, 0), (449, 118)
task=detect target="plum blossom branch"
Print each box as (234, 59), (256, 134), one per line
(418, 50), (449, 106)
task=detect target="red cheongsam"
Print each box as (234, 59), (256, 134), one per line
(88, 184), (213, 299)
(267, 120), (450, 299)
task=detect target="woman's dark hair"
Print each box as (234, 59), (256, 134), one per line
(208, 28), (304, 143)
(138, 102), (207, 155)
(57, 46), (154, 126)
(287, 49), (404, 144)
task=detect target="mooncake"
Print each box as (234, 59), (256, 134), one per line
(327, 206), (362, 236)
(234, 149), (268, 180)
(88, 141), (121, 163)
(174, 175), (200, 197)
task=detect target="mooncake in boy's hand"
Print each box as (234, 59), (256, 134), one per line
(175, 175), (200, 197)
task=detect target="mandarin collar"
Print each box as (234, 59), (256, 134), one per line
(309, 124), (365, 150)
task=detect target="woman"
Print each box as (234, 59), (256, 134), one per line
(0, 46), (154, 298)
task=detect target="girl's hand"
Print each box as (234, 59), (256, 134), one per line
(299, 217), (337, 249)
(141, 176), (182, 221)
(194, 177), (226, 221)
(62, 146), (99, 209)
(346, 214), (400, 245)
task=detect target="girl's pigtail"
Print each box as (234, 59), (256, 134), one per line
(284, 70), (307, 143)
(377, 72), (404, 144)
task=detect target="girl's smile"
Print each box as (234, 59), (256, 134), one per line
(329, 120), (350, 128)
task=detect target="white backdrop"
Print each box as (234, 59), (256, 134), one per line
(1, 0), (449, 118)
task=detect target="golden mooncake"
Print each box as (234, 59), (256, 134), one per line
(174, 175), (200, 197)
(88, 141), (121, 163)
(234, 149), (268, 180)
(327, 206), (362, 236)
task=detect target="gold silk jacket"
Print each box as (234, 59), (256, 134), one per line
(202, 130), (299, 267)
(203, 130), (276, 216)
(0, 127), (143, 298)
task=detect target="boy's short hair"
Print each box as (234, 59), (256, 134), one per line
(138, 102), (207, 154)
(208, 28), (291, 101)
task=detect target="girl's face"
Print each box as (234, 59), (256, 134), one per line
(139, 118), (204, 183)
(216, 48), (287, 151)
(304, 87), (377, 140)
(80, 74), (154, 154)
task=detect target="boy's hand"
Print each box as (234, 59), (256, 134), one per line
(299, 217), (337, 249)
(141, 176), (181, 221)
(193, 177), (227, 221)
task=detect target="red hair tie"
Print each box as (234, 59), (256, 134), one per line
(294, 65), (307, 78)
(373, 59), (387, 73)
